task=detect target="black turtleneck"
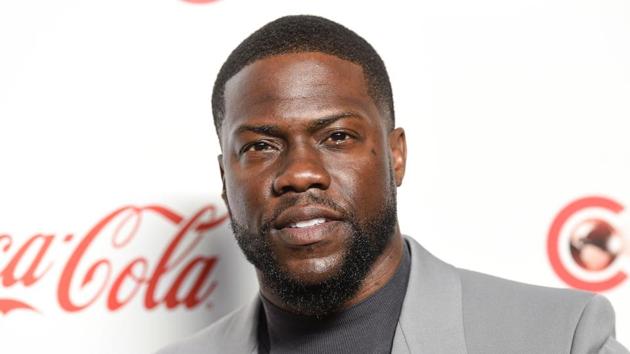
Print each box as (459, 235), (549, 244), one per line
(257, 240), (411, 354)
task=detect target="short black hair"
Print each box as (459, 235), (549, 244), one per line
(211, 15), (395, 136)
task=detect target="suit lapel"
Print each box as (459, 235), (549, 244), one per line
(213, 295), (260, 354)
(393, 237), (469, 354)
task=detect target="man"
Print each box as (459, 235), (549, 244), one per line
(157, 15), (628, 354)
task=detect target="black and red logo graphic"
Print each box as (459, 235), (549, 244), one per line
(548, 196), (628, 292)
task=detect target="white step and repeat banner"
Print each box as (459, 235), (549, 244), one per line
(0, 0), (628, 353)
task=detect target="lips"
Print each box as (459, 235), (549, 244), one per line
(273, 206), (342, 230)
(271, 206), (344, 247)
(286, 217), (327, 228)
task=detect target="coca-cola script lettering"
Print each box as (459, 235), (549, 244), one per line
(0, 204), (228, 314)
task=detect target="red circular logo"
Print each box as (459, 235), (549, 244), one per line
(547, 196), (627, 292)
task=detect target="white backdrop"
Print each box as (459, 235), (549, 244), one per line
(0, 0), (628, 353)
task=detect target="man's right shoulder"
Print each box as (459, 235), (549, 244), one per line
(153, 313), (235, 354)
(153, 298), (260, 354)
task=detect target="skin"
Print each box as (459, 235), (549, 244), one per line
(218, 52), (407, 313)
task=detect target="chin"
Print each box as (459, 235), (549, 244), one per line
(281, 255), (346, 285)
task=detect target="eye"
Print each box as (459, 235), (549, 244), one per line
(327, 131), (352, 144)
(243, 141), (276, 153)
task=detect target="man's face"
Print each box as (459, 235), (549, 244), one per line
(219, 52), (406, 315)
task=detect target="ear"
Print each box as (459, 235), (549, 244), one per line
(218, 154), (227, 205)
(388, 128), (407, 186)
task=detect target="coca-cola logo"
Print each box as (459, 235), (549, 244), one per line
(547, 196), (629, 292)
(0, 204), (228, 315)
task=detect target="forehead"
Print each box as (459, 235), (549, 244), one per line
(221, 52), (382, 139)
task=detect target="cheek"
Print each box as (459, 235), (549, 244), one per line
(224, 166), (271, 225)
(329, 146), (391, 210)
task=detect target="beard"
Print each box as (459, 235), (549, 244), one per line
(227, 179), (398, 318)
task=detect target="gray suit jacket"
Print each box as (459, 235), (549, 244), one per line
(156, 237), (628, 354)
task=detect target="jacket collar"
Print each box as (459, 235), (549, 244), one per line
(211, 295), (260, 354)
(393, 236), (468, 354)
(225, 236), (468, 354)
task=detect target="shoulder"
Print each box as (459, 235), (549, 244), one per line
(458, 268), (596, 314)
(153, 299), (260, 354)
(153, 311), (241, 354)
(457, 268), (620, 353)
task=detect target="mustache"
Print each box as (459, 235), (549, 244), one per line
(260, 194), (351, 234)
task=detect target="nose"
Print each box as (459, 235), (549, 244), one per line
(272, 144), (331, 195)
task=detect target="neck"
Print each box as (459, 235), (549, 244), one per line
(343, 228), (404, 308)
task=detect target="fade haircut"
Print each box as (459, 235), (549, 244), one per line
(211, 15), (395, 136)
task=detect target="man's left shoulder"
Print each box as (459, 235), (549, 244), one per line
(458, 268), (596, 315)
(456, 268), (628, 353)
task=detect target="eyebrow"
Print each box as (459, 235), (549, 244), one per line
(235, 124), (281, 136)
(306, 112), (362, 133)
(234, 112), (362, 137)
